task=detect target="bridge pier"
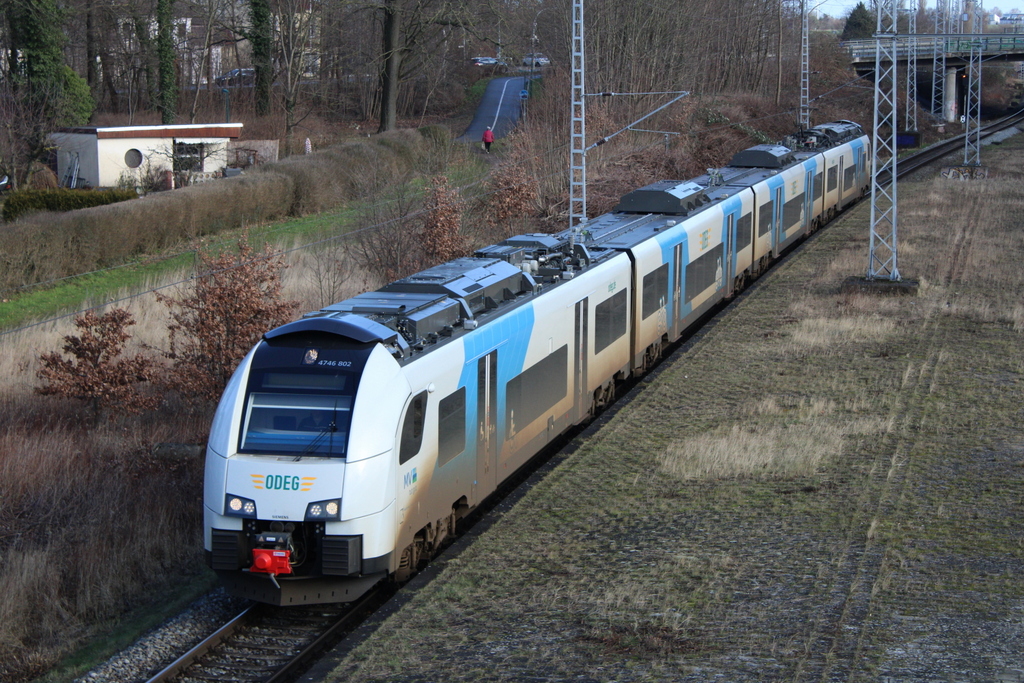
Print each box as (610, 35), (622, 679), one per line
(944, 67), (958, 123)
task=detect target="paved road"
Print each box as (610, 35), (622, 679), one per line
(457, 76), (529, 144)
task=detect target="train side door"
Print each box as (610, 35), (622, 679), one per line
(725, 214), (735, 296)
(804, 170), (813, 232)
(574, 298), (589, 421)
(773, 187), (783, 253)
(475, 351), (497, 497)
(839, 157), (845, 204)
(672, 243), (683, 336)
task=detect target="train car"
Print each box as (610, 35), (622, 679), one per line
(204, 121), (870, 606)
(788, 120), (870, 223)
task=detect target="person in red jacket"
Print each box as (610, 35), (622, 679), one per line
(482, 126), (495, 153)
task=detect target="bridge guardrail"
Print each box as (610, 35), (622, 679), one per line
(843, 35), (1024, 62)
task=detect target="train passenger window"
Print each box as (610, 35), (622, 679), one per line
(437, 388), (465, 466)
(758, 203), (772, 237)
(595, 289), (627, 354)
(399, 391), (428, 465)
(736, 213), (752, 250)
(505, 346), (567, 439)
(784, 194), (804, 230)
(641, 263), (669, 320)
(827, 166), (838, 192)
(685, 243), (724, 302)
(843, 165), (856, 191)
(814, 173), (822, 200)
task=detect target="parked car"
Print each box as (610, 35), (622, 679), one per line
(523, 53), (550, 67)
(470, 57), (499, 66)
(215, 68), (255, 87)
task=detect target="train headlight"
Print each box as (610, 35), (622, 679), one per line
(305, 498), (341, 521)
(224, 494), (257, 519)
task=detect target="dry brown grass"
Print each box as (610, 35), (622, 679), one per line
(0, 124), (478, 681)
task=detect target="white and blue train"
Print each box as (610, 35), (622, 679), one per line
(204, 120), (870, 605)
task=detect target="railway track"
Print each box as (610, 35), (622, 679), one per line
(892, 109), (1024, 179)
(144, 595), (382, 683)
(141, 115), (1024, 683)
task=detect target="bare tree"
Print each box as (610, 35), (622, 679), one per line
(375, 0), (490, 132)
(302, 234), (357, 310)
(350, 170), (425, 282)
(185, 0), (228, 123)
(277, 0), (318, 154)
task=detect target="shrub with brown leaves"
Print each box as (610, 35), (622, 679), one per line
(159, 233), (299, 405)
(486, 156), (539, 240)
(36, 308), (158, 420)
(421, 175), (466, 264)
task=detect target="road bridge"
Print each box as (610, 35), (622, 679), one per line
(844, 35), (1024, 122)
(845, 35), (1024, 69)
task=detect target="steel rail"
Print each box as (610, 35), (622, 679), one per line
(893, 110), (1024, 180)
(144, 588), (380, 683)
(144, 605), (255, 683)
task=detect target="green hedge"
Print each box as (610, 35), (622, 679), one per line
(0, 128), (457, 293)
(2, 188), (138, 222)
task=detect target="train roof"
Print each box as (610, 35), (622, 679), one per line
(286, 211), (686, 361)
(268, 121), (864, 362)
(727, 144), (795, 169)
(784, 120), (865, 152)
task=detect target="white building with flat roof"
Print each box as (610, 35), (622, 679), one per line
(51, 123), (244, 188)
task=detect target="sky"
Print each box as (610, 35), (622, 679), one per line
(814, 0), (864, 19)
(812, 0), (1020, 20)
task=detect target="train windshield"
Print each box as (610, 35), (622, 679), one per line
(239, 370), (355, 457)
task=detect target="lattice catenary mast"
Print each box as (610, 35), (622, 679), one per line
(904, 0), (918, 132)
(800, 0), (810, 129)
(868, 0), (901, 280)
(963, 0), (984, 165)
(569, 0), (586, 231)
(930, 0), (948, 121)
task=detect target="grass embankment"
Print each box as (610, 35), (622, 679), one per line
(0, 131), (488, 683)
(325, 139), (1024, 680)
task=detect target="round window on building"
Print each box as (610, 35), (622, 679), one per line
(124, 148), (144, 168)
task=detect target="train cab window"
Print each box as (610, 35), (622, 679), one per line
(827, 166), (838, 192)
(239, 370), (354, 457)
(595, 289), (628, 354)
(814, 172), (823, 200)
(641, 263), (669, 319)
(736, 213), (752, 250)
(758, 203), (772, 237)
(437, 388), (466, 466)
(399, 391), (428, 464)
